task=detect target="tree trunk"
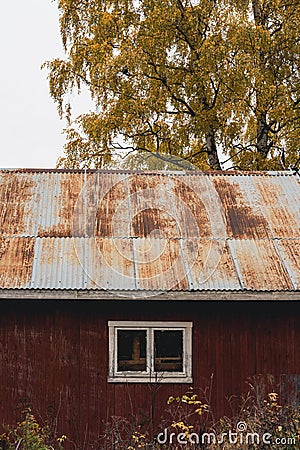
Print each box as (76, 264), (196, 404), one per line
(206, 126), (221, 170)
(252, 0), (262, 25)
(256, 111), (269, 158)
(252, 1), (269, 160)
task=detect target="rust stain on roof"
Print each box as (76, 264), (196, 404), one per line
(182, 240), (241, 290)
(0, 237), (35, 288)
(128, 174), (182, 238)
(0, 173), (35, 236)
(0, 170), (299, 292)
(128, 174), (211, 238)
(134, 238), (189, 290)
(38, 173), (84, 238)
(92, 238), (135, 289)
(276, 240), (300, 289)
(254, 178), (300, 238)
(228, 239), (294, 290)
(94, 175), (129, 238)
(131, 208), (180, 238)
(212, 177), (270, 239)
(172, 177), (212, 238)
(128, 173), (163, 192)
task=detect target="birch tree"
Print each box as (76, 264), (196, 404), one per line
(45, 0), (300, 170)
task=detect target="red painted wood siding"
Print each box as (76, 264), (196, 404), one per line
(0, 301), (299, 448)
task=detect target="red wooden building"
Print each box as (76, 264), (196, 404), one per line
(0, 169), (299, 446)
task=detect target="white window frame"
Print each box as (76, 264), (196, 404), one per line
(108, 321), (192, 383)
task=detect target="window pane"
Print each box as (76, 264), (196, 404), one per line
(117, 330), (147, 372)
(154, 330), (183, 372)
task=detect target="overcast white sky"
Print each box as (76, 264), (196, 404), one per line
(0, 1), (91, 169)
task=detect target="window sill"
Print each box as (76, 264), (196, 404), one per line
(108, 375), (193, 383)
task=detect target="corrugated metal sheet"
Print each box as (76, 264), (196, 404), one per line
(275, 239), (300, 289)
(133, 238), (189, 290)
(227, 239), (294, 291)
(0, 171), (85, 237)
(0, 237), (34, 288)
(30, 237), (136, 290)
(212, 175), (271, 239)
(31, 237), (85, 289)
(253, 175), (300, 238)
(181, 240), (241, 291)
(0, 169), (299, 291)
(85, 238), (136, 290)
(128, 174), (227, 239)
(0, 172), (35, 236)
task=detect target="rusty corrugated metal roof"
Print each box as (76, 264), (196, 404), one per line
(0, 169), (299, 292)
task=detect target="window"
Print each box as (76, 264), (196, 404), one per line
(108, 321), (192, 383)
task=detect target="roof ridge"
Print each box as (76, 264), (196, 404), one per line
(0, 168), (297, 176)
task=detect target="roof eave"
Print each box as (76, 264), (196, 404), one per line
(0, 289), (299, 301)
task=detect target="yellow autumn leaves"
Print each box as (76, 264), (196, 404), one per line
(45, 0), (300, 170)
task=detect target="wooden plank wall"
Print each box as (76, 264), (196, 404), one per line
(0, 300), (299, 448)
